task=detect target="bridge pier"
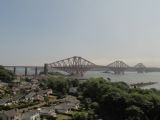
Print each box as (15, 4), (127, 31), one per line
(137, 68), (145, 73)
(35, 67), (38, 76)
(13, 67), (16, 74)
(113, 69), (125, 75)
(44, 64), (48, 75)
(70, 71), (84, 77)
(25, 67), (28, 76)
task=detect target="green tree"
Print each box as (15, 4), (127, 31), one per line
(47, 76), (69, 94)
(125, 105), (146, 120)
(0, 65), (15, 82)
(73, 112), (88, 120)
(78, 77), (160, 120)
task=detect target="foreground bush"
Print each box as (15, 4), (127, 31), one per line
(79, 77), (160, 120)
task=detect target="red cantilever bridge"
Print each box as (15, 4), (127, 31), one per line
(46, 56), (96, 76)
(43, 56), (146, 76)
(4, 56), (159, 76)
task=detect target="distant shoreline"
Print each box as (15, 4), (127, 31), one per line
(130, 82), (158, 88)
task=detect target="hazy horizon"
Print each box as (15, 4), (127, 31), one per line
(1, 0), (160, 67)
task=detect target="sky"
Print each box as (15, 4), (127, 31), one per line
(0, 0), (160, 67)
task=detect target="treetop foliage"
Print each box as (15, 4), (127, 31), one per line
(79, 77), (160, 120)
(0, 65), (15, 82)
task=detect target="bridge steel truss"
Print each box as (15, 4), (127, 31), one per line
(107, 60), (129, 74)
(4, 57), (150, 76)
(135, 63), (146, 73)
(48, 56), (96, 76)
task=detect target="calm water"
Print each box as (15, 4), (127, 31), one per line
(8, 67), (160, 89)
(83, 71), (160, 89)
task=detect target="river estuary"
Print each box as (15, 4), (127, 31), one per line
(13, 67), (160, 90)
(83, 71), (160, 89)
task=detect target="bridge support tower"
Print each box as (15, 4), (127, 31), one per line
(47, 56), (95, 76)
(35, 67), (38, 76)
(135, 63), (146, 73)
(25, 67), (28, 76)
(107, 60), (128, 75)
(44, 64), (48, 75)
(13, 67), (16, 74)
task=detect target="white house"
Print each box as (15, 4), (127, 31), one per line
(39, 107), (57, 119)
(22, 110), (40, 120)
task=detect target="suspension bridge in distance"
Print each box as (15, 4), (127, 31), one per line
(3, 56), (160, 76)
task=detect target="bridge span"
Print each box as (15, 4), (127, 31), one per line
(4, 66), (43, 76)
(3, 56), (160, 76)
